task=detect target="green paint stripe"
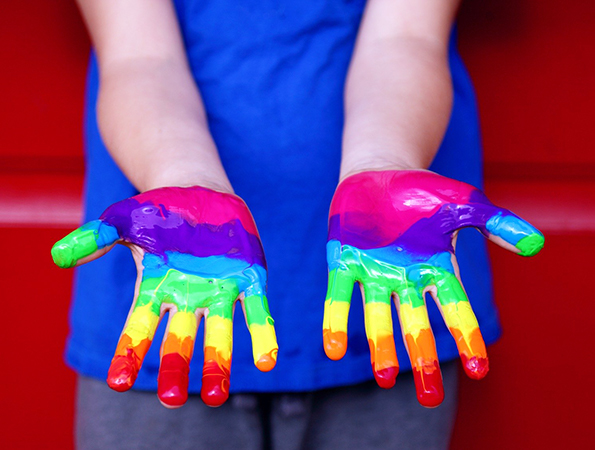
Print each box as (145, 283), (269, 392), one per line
(244, 294), (274, 326)
(136, 270), (239, 317)
(516, 233), (545, 257)
(326, 268), (355, 304)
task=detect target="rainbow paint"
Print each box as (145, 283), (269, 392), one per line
(324, 170), (544, 407)
(52, 186), (278, 408)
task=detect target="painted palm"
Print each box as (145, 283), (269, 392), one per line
(324, 170), (544, 407)
(52, 186), (277, 408)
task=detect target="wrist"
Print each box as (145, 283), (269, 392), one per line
(339, 155), (428, 183)
(141, 163), (234, 194)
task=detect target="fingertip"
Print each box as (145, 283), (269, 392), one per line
(201, 353), (230, 407)
(201, 373), (230, 407)
(417, 388), (444, 408)
(412, 362), (444, 408)
(107, 355), (138, 392)
(462, 355), (490, 380)
(486, 213), (544, 254)
(158, 353), (190, 408)
(51, 243), (75, 269)
(201, 389), (229, 408)
(373, 366), (398, 389)
(516, 233), (545, 257)
(323, 329), (347, 360)
(255, 349), (278, 372)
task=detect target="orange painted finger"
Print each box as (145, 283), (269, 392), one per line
(396, 283), (444, 407)
(363, 283), (399, 389)
(201, 302), (234, 407)
(432, 272), (489, 380)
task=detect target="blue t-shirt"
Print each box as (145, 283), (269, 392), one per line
(66, 1), (500, 393)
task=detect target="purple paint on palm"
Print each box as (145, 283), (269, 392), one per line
(329, 171), (509, 255)
(100, 186), (265, 267)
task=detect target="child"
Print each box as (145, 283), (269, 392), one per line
(54, 1), (543, 448)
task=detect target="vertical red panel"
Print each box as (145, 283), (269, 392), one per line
(0, 1), (87, 448)
(0, 0), (88, 168)
(0, 228), (76, 449)
(452, 0), (595, 448)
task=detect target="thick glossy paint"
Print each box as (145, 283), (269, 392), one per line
(201, 314), (232, 406)
(364, 302), (399, 388)
(51, 220), (118, 268)
(158, 311), (197, 406)
(101, 188), (265, 267)
(324, 170), (544, 407)
(53, 186), (278, 408)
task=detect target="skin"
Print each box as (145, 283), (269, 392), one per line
(324, 170), (544, 407)
(52, 186), (277, 408)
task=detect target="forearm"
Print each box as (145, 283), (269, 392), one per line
(341, 0), (459, 180)
(98, 59), (232, 193)
(77, 0), (232, 194)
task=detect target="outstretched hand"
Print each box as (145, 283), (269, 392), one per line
(323, 170), (543, 407)
(52, 186), (277, 408)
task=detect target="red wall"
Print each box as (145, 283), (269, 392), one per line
(1, 1), (593, 448)
(1, 2), (87, 449)
(451, 1), (595, 448)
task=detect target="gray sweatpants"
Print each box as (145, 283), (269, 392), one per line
(76, 361), (458, 450)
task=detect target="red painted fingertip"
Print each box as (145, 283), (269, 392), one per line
(373, 366), (399, 389)
(461, 355), (490, 380)
(201, 360), (230, 407)
(413, 363), (444, 408)
(158, 353), (190, 408)
(107, 354), (139, 392)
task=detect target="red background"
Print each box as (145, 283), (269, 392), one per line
(1, 1), (594, 448)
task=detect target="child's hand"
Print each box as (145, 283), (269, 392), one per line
(52, 186), (277, 408)
(323, 170), (543, 407)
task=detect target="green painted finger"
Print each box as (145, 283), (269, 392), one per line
(244, 292), (278, 372)
(51, 219), (119, 268)
(323, 267), (355, 360)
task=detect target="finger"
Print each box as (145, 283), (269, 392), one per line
(243, 275), (278, 372)
(363, 282), (399, 389)
(450, 191), (544, 256)
(107, 276), (161, 392)
(485, 210), (544, 256)
(201, 300), (234, 407)
(323, 267), (355, 360)
(430, 269), (488, 380)
(51, 219), (119, 268)
(395, 280), (444, 408)
(158, 310), (199, 408)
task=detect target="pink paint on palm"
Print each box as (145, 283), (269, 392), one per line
(329, 171), (477, 247)
(134, 186), (259, 236)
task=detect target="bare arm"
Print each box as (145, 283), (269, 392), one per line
(76, 0), (232, 193)
(341, 0), (460, 180)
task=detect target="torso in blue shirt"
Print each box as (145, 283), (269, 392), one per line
(66, 0), (500, 393)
